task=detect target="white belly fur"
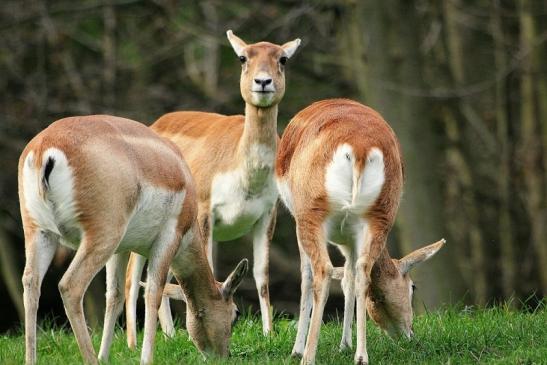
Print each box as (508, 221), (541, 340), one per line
(210, 143), (278, 241)
(120, 186), (186, 256)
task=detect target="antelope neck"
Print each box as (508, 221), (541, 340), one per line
(171, 242), (220, 312)
(238, 103), (278, 155)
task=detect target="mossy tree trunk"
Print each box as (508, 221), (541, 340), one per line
(343, 0), (466, 309)
(518, 0), (547, 293)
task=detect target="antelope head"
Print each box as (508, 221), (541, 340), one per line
(162, 259), (248, 357)
(227, 30), (301, 108)
(367, 239), (445, 339)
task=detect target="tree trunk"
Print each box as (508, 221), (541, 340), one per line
(491, 0), (515, 299)
(518, 0), (547, 293)
(0, 226), (24, 321)
(442, 0), (488, 304)
(102, 0), (116, 111)
(337, 0), (368, 99)
(356, 0), (465, 309)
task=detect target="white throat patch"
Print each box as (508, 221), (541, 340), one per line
(210, 144), (277, 241)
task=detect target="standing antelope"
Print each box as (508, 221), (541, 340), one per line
(275, 99), (445, 365)
(125, 29), (301, 346)
(19, 116), (247, 365)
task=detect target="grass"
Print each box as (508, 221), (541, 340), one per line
(0, 305), (545, 364)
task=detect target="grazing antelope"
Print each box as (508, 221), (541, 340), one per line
(18, 116), (247, 365)
(275, 99), (445, 365)
(125, 29), (301, 346)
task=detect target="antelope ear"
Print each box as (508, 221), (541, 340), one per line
(398, 239), (446, 275)
(227, 30), (248, 57)
(221, 259), (249, 300)
(140, 281), (187, 302)
(281, 38), (301, 59)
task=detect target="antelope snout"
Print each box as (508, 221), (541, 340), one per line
(249, 72), (277, 106)
(251, 73), (275, 93)
(254, 77), (272, 88)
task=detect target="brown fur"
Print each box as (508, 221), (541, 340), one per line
(276, 99), (444, 365)
(124, 31), (301, 338)
(19, 116), (190, 248)
(18, 116), (246, 365)
(151, 107), (278, 202)
(21, 115), (186, 190)
(276, 98), (403, 226)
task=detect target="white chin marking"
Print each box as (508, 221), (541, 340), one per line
(252, 92), (274, 107)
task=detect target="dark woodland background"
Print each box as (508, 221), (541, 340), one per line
(1, 0), (546, 333)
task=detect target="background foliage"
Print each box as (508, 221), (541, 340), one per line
(0, 0), (545, 332)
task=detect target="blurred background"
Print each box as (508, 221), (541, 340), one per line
(0, 0), (546, 333)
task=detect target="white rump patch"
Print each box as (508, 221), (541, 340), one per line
(22, 148), (78, 236)
(325, 145), (385, 214)
(355, 147), (385, 210)
(325, 144), (355, 210)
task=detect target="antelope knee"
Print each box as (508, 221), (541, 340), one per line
(354, 258), (372, 289)
(58, 279), (81, 309)
(341, 274), (354, 291)
(323, 263), (334, 278)
(302, 265), (313, 283)
(355, 258), (372, 276)
(106, 286), (124, 305)
(57, 279), (70, 297)
(313, 263), (334, 286)
(22, 270), (36, 290)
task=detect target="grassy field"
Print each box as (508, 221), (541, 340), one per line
(1, 305), (545, 364)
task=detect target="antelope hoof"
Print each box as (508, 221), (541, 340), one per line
(354, 355), (368, 365)
(163, 329), (175, 338)
(339, 341), (352, 352)
(291, 351), (303, 358)
(127, 341), (137, 351)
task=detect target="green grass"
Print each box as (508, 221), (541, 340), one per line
(1, 305), (545, 364)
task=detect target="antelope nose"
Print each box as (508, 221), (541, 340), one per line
(254, 78), (272, 88)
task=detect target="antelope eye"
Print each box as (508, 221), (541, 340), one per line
(279, 56), (288, 65)
(239, 55), (247, 64)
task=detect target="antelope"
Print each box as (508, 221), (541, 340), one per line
(18, 115), (247, 365)
(275, 99), (445, 365)
(125, 29), (301, 346)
